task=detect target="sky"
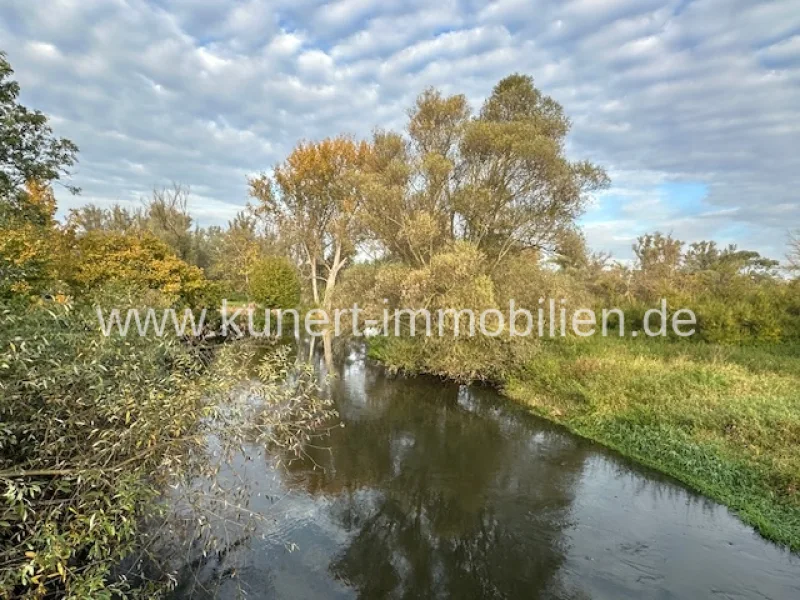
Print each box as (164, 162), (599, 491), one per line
(1, 0), (798, 261)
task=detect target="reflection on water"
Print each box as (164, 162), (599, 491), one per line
(173, 346), (800, 599)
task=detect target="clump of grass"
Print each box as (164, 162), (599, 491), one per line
(506, 337), (800, 551)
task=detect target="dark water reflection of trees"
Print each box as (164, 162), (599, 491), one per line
(277, 352), (591, 599)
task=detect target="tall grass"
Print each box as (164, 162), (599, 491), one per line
(506, 337), (800, 551)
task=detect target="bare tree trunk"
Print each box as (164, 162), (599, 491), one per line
(322, 242), (346, 310)
(308, 249), (320, 305)
(307, 335), (316, 363)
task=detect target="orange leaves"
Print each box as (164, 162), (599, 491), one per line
(270, 136), (370, 203)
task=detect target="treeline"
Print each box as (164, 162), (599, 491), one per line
(235, 73), (799, 379)
(4, 181), (300, 310)
(65, 185), (300, 304)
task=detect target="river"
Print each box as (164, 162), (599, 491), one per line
(172, 346), (800, 599)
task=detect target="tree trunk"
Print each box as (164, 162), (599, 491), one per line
(308, 251), (320, 305)
(322, 242), (346, 311)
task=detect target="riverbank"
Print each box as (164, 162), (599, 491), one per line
(370, 337), (800, 552)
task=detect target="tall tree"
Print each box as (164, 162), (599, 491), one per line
(360, 75), (609, 267)
(0, 52), (78, 214)
(1, 52), (78, 297)
(250, 137), (370, 308)
(209, 211), (269, 297)
(144, 184), (194, 262)
(684, 240), (778, 278)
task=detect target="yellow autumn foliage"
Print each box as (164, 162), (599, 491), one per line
(66, 231), (218, 306)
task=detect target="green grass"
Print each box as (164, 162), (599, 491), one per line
(505, 337), (800, 552)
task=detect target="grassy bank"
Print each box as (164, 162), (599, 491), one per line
(505, 338), (800, 552)
(370, 335), (800, 551)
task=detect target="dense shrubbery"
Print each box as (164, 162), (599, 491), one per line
(66, 231), (221, 309)
(0, 291), (336, 597)
(339, 242), (535, 381)
(0, 291), (239, 597)
(345, 232), (799, 384)
(247, 255), (301, 308)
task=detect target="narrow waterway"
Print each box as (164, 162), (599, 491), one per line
(174, 347), (800, 599)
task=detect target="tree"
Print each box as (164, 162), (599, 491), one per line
(0, 181), (68, 297)
(684, 241), (778, 278)
(789, 230), (800, 275)
(0, 52), (78, 299)
(209, 211), (270, 297)
(360, 75), (609, 267)
(0, 52), (78, 212)
(633, 232), (684, 274)
(250, 136), (370, 309)
(552, 228), (590, 272)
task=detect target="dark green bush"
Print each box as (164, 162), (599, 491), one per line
(247, 256), (300, 308)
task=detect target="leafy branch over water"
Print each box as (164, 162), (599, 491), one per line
(0, 298), (336, 598)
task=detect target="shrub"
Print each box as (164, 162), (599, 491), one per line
(65, 231), (218, 308)
(247, 256), (300, 308)
(0, 282), (337, 597)
(0, 292), (222, 596)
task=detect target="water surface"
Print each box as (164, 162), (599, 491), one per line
(175, 348), (800, 599)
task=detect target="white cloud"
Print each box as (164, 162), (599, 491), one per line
(0, 0), (797, 258)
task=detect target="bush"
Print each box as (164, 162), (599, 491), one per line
(247, 256), (300, 308)
(66, 231), (218, 308)
(351, 243), (535, 382)
(0, 290), (239, 597)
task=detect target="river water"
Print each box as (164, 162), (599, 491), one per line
(173, 347), (800, 599)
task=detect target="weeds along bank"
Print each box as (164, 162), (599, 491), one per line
(506, 338), (800, 552)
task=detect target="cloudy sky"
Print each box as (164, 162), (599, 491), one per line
(2, 0), (798, 260)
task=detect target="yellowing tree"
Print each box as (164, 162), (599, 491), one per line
(0, 181), (67, 298)
(250, 136), (371, 309)
(67, 231), (215, 306)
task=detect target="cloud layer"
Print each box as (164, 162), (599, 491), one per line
(2, 0), (798, 260)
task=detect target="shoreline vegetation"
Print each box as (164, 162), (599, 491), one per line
(367, 336), (800, 553)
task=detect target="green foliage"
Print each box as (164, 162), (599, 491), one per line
(0, 52), (78, 209)
(0, 293), (223, 597)
(359, 75), (609, 267)
(507, 337), (800, 551)
(350, 242), (535, 382)
(0, 290), (336, 597)
(247, 255), (301, 308)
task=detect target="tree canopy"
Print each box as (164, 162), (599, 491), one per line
(0, 52), (78, 216)
(360, 75), (609, 267)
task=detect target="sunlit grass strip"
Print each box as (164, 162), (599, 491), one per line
(505, 337), (800, 552)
